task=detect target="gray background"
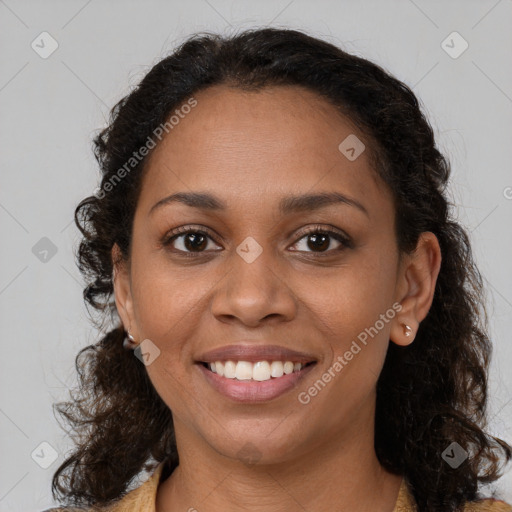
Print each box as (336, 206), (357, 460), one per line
(1, 0), (511, 510)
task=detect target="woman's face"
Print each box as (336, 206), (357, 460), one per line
(114, 84), (426, 464)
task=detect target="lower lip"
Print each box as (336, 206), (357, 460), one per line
(197, 363), (316, 403)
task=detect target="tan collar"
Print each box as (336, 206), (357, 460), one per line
(392, 478), (417, 511)
(105, 463), (166, 511)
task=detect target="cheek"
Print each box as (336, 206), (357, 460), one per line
(303, 248), (397, 397)
(311, 250), (397, 344)
(129, 258), (216, 414)
(130, 255), (209, 341)
(295, 272), (395, 439)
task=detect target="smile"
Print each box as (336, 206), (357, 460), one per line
(202, 360), (315, 381)
(197, 360), (317, 402)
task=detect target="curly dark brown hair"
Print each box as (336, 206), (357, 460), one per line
(51, 28), (511, 511)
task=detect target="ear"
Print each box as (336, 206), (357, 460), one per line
(112, 243), (138, 339)
(390, 232), (441, 347)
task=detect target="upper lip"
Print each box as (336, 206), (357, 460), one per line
(196, 344), (317, 364)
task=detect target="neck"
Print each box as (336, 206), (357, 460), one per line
(156, 403), (402, 512)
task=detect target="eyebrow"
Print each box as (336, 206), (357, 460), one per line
(149, 191), (369, 217)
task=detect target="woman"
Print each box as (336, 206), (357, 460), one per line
(44, 28), (511, 511)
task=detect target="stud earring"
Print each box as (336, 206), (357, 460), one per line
(402, 324), (413, 337)
(123, 329), (138, 350)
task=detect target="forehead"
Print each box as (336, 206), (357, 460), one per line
(138, 84), (391, 216)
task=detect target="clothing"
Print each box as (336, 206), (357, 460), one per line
(43, 461), (512, 511)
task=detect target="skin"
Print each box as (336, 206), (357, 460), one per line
(113, 84), (441, 511)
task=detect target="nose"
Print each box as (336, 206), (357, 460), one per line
(210, 244), (298, 328)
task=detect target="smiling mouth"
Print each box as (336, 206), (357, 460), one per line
(199, 360), (316, 382)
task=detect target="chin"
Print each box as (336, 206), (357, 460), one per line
(207, 427), (308, 466)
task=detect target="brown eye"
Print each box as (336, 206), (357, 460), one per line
(162, 226), (221, 255)
(178, 232), (208, 252)
(290, 226), (352, 254)
(304, 232), (331, 252)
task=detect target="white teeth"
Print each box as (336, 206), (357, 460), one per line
(214, 360), (224, 377)
(253, 361), (271, 381)
(235, 361), (253, 380)
(207, 360), (309, 381)
(270, 361), (284, 378)
(283, 361), (294, 375)
(224, 361), (236, 379)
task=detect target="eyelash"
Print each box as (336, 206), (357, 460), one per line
(161, 224), (353, 258)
